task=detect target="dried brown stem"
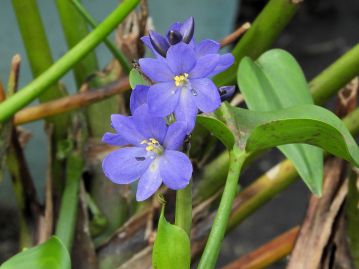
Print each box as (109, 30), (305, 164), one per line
(220, 22), (251, 48)
(7, 54), (21, 96)
(14, 78), (130, 125)
(221, 226), (299, 269)
(335, 77), (358, 118)
(287, 158), (348, 269)
(0, 81), (6, 102)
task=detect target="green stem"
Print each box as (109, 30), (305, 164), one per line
(11, 0), (66, 103)
(71, 0), (131, 74)
(55, 0), (99, 88)
(175, 180), (192, 236)
(311, 43), (359, 105)
(0, 0), (140, 123)
(214, 0), (300, 86)
(55, 153), (84, 250)
(197, 147), (249, 269)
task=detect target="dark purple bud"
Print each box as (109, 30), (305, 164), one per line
(219, 86), (236, 101)
(181, 17), (195, 44)
(149, 31), (170, 57)
(167, 30), (183, 45)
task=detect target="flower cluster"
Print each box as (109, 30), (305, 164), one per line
(102, 17), (234, 201)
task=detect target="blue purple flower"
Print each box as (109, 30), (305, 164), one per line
(102, 105), (192, 201)
(139, 42), (232, 133)
(137, 17), (234, 133)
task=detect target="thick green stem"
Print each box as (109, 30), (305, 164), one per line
(175, 180), (192, 236)
(214, 0), (300, 86)
(55, 153), (84, 250)
(11, 0), (66, 103)
(0, 0), (140, 123)
(311, 43), (359, 105)
(71, 0), (131, 74)
(55, 0), (99, 88)
(197, 147), (249, 269)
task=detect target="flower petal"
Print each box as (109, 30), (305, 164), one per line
(166, 42), (196, 75)
(149, 30), (170, 57)
(195, 39), (220, 56)
(148, 82), (180, 117)
(110, 114), (146, 146)
(190, 54), (219, 78)
(168, 22), (182, 32)
(163, 121), (187, 150)
(180, 17), (195, 44)
(190, 78), (221, 113)
(208, 53), (234, 76)
(102, 132), (128, 146)
(132, 105), (168, 144)
(174, 88), (198, 133)
(139, 58), (173, 82)
(136, 159), (162, 201)
(102, 147), (152, 184)
(130, 85), (149, 114)
(160, 150), (192, 190)
(141, 36), (162, 58)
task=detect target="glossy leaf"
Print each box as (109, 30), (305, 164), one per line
(198, 103), (359, 167)
(152, 207), (190, 269)
(129, 68), (149, 89)
(0, 236), (71, 269)
(237, 49), (323, 195)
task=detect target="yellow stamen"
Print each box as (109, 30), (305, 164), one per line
(146, 145), (154, 151)
(174, 73), (189, 87)
(149, 138), (158, 144)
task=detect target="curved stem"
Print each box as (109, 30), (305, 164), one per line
(175, 180), (192, 236)
(311, 43), (359, 105)
(0, 0), (140, 123)
(55, 0), (99, 88)
(197, 147), (249, 269)
(71, 0), (131, 74)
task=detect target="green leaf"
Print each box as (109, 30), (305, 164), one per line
(198, 103), (359, 168)
(129, 69), (149, 89)
(0, 236), (71, 269)
(153, 207), (190, 269)
(237, 49), (323, 195)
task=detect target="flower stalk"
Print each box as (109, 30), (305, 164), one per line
(197, 147), (249, 269)
(175, 180), (192, 236)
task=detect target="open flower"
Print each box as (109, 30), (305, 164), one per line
(141, 17), (233, 78)
(139, 42), (231, 132)
(102, 105), (192, 201)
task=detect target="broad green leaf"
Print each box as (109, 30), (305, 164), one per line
(198, 103), (359, 168)
(0, 236), (71, 269)
(152, 207), (190, 269)
(237, 49), (323, 195)
(129, 69), (149, 89)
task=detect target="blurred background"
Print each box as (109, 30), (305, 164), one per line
(0, 0), (358, 267)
